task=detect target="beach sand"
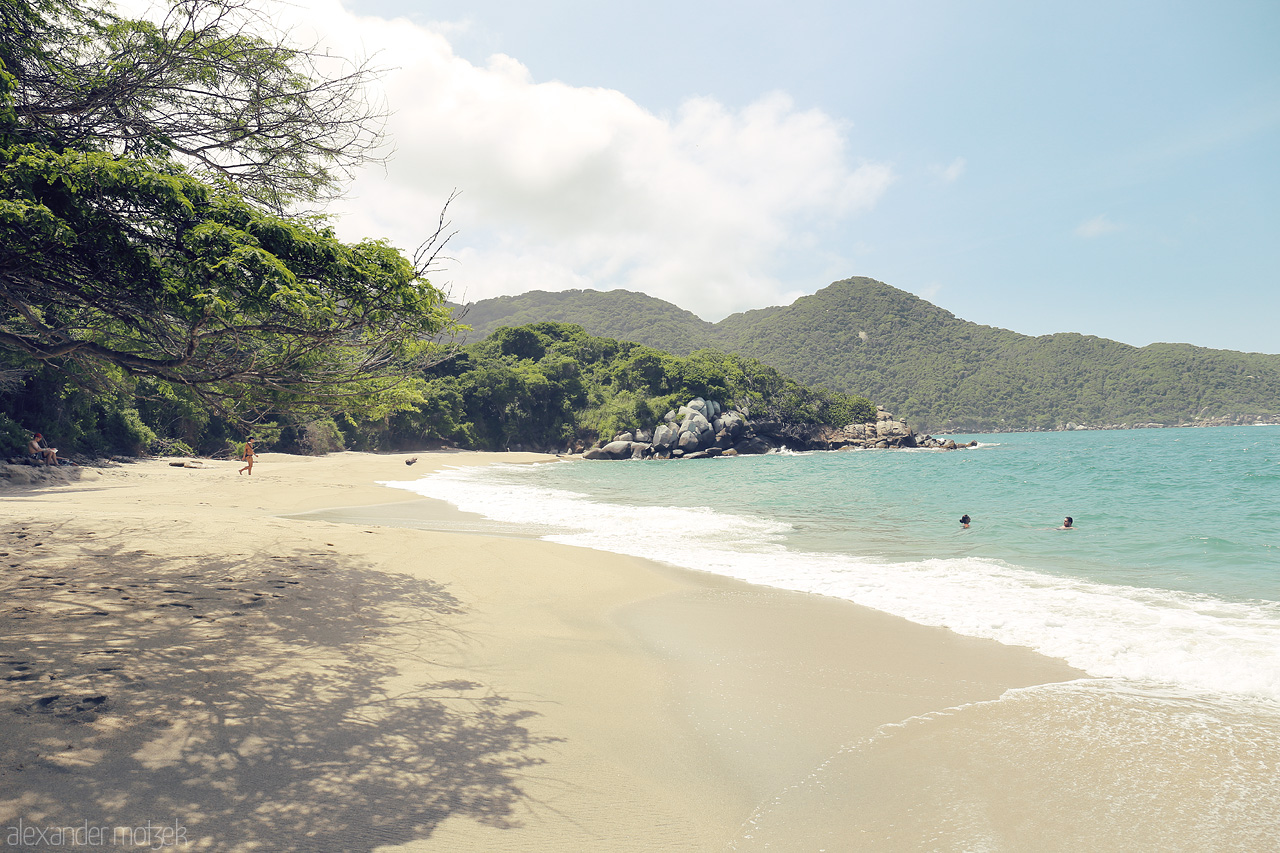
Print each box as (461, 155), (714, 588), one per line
(0, 451), (1086, 851)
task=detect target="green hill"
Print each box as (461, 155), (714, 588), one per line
(457, 289), (723, 356)
(458, 278), (1280, 433)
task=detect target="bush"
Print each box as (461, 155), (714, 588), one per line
(0, 412), (30, 456)
(297, 418), (345, 455)
(102, 408), (158, 456)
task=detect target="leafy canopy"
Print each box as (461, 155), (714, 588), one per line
(0, 0), (457, 420)
(1, 0), (385, 209)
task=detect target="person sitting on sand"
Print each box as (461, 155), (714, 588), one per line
(27, 433), (59, 466)
(238, 437), (256, 476)
(1058, 516), (1075, 530)
(959, 514), (971, 528)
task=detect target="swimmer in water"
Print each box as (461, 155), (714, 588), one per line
(959, 514), (971, 528)
(1058, 516), (1075, 530)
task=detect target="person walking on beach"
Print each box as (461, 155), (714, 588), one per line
(239, 438), (256, 476)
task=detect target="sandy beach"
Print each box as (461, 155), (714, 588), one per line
(1, 451), (1086, 852)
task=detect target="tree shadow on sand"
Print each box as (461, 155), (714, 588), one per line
(0, 519), (557, 851)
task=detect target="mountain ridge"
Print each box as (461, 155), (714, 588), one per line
(457, 278), (1280, 433)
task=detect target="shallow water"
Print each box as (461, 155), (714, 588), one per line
(729, 680), (1280, 852)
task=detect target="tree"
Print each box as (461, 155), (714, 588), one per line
(1, 0), (385, 209)
(0, 0), (458, 420)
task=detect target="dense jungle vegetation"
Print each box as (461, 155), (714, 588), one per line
(401, 322), (875, 451)
(1, 0), (451, 455)
(0, 322), (875, 457)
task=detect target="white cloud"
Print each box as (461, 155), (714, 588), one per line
(129, 0), (897, 318)
(931, 156), (966, 183)
(1075, 214), (1124, 239)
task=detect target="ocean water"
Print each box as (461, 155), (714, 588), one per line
(384, 425), (1280, 848)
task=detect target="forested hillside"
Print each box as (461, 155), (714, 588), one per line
(459, 289), (723, 355)
(401, 323), (874, 452)
(460, 278), (1280, 433)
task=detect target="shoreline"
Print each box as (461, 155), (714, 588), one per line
(0, 450), (1107, 850)
(938, 417), (1280, 435)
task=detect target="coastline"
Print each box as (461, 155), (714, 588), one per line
(2, 450), (1086, 851)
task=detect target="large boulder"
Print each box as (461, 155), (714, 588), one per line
(680, 410), (710, 431)
(733, 436), (772, 455)
(584, 440), (636, 460)
(653, 423), (678, 449)
(677, 430), (702, 453)
(679, 412), (714, 449)
(713, 411), (746, 440)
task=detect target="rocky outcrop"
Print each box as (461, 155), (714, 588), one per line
(582, 401), (976, 460)
(801, 407), (978, 451)
(584, 397), (760, 460)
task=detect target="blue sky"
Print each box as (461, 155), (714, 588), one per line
(308, 0), (1278, 353)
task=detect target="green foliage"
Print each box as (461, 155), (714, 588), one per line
(378, 322), (875, 451)
(0, 0), (385, 208)
(0, 319), (876, 457)
(0, 144), (456, 417)
(0, 0), (460, 454)
(101, 407), (157, 455)
(0, 410), (28, 453)
(294, 418), (345, 456)
(460, 289), (720, 356)
(151, 438), (194, 457)
(0, 0), (458, 422)
(578, 390), (651, 441)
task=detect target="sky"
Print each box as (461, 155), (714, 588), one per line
(256, 1), (1278, 352)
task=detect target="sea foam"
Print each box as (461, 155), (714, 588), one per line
(385, 463), (1280, 704)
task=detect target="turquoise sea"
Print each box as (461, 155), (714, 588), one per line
(386, 425), (1280, 848)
